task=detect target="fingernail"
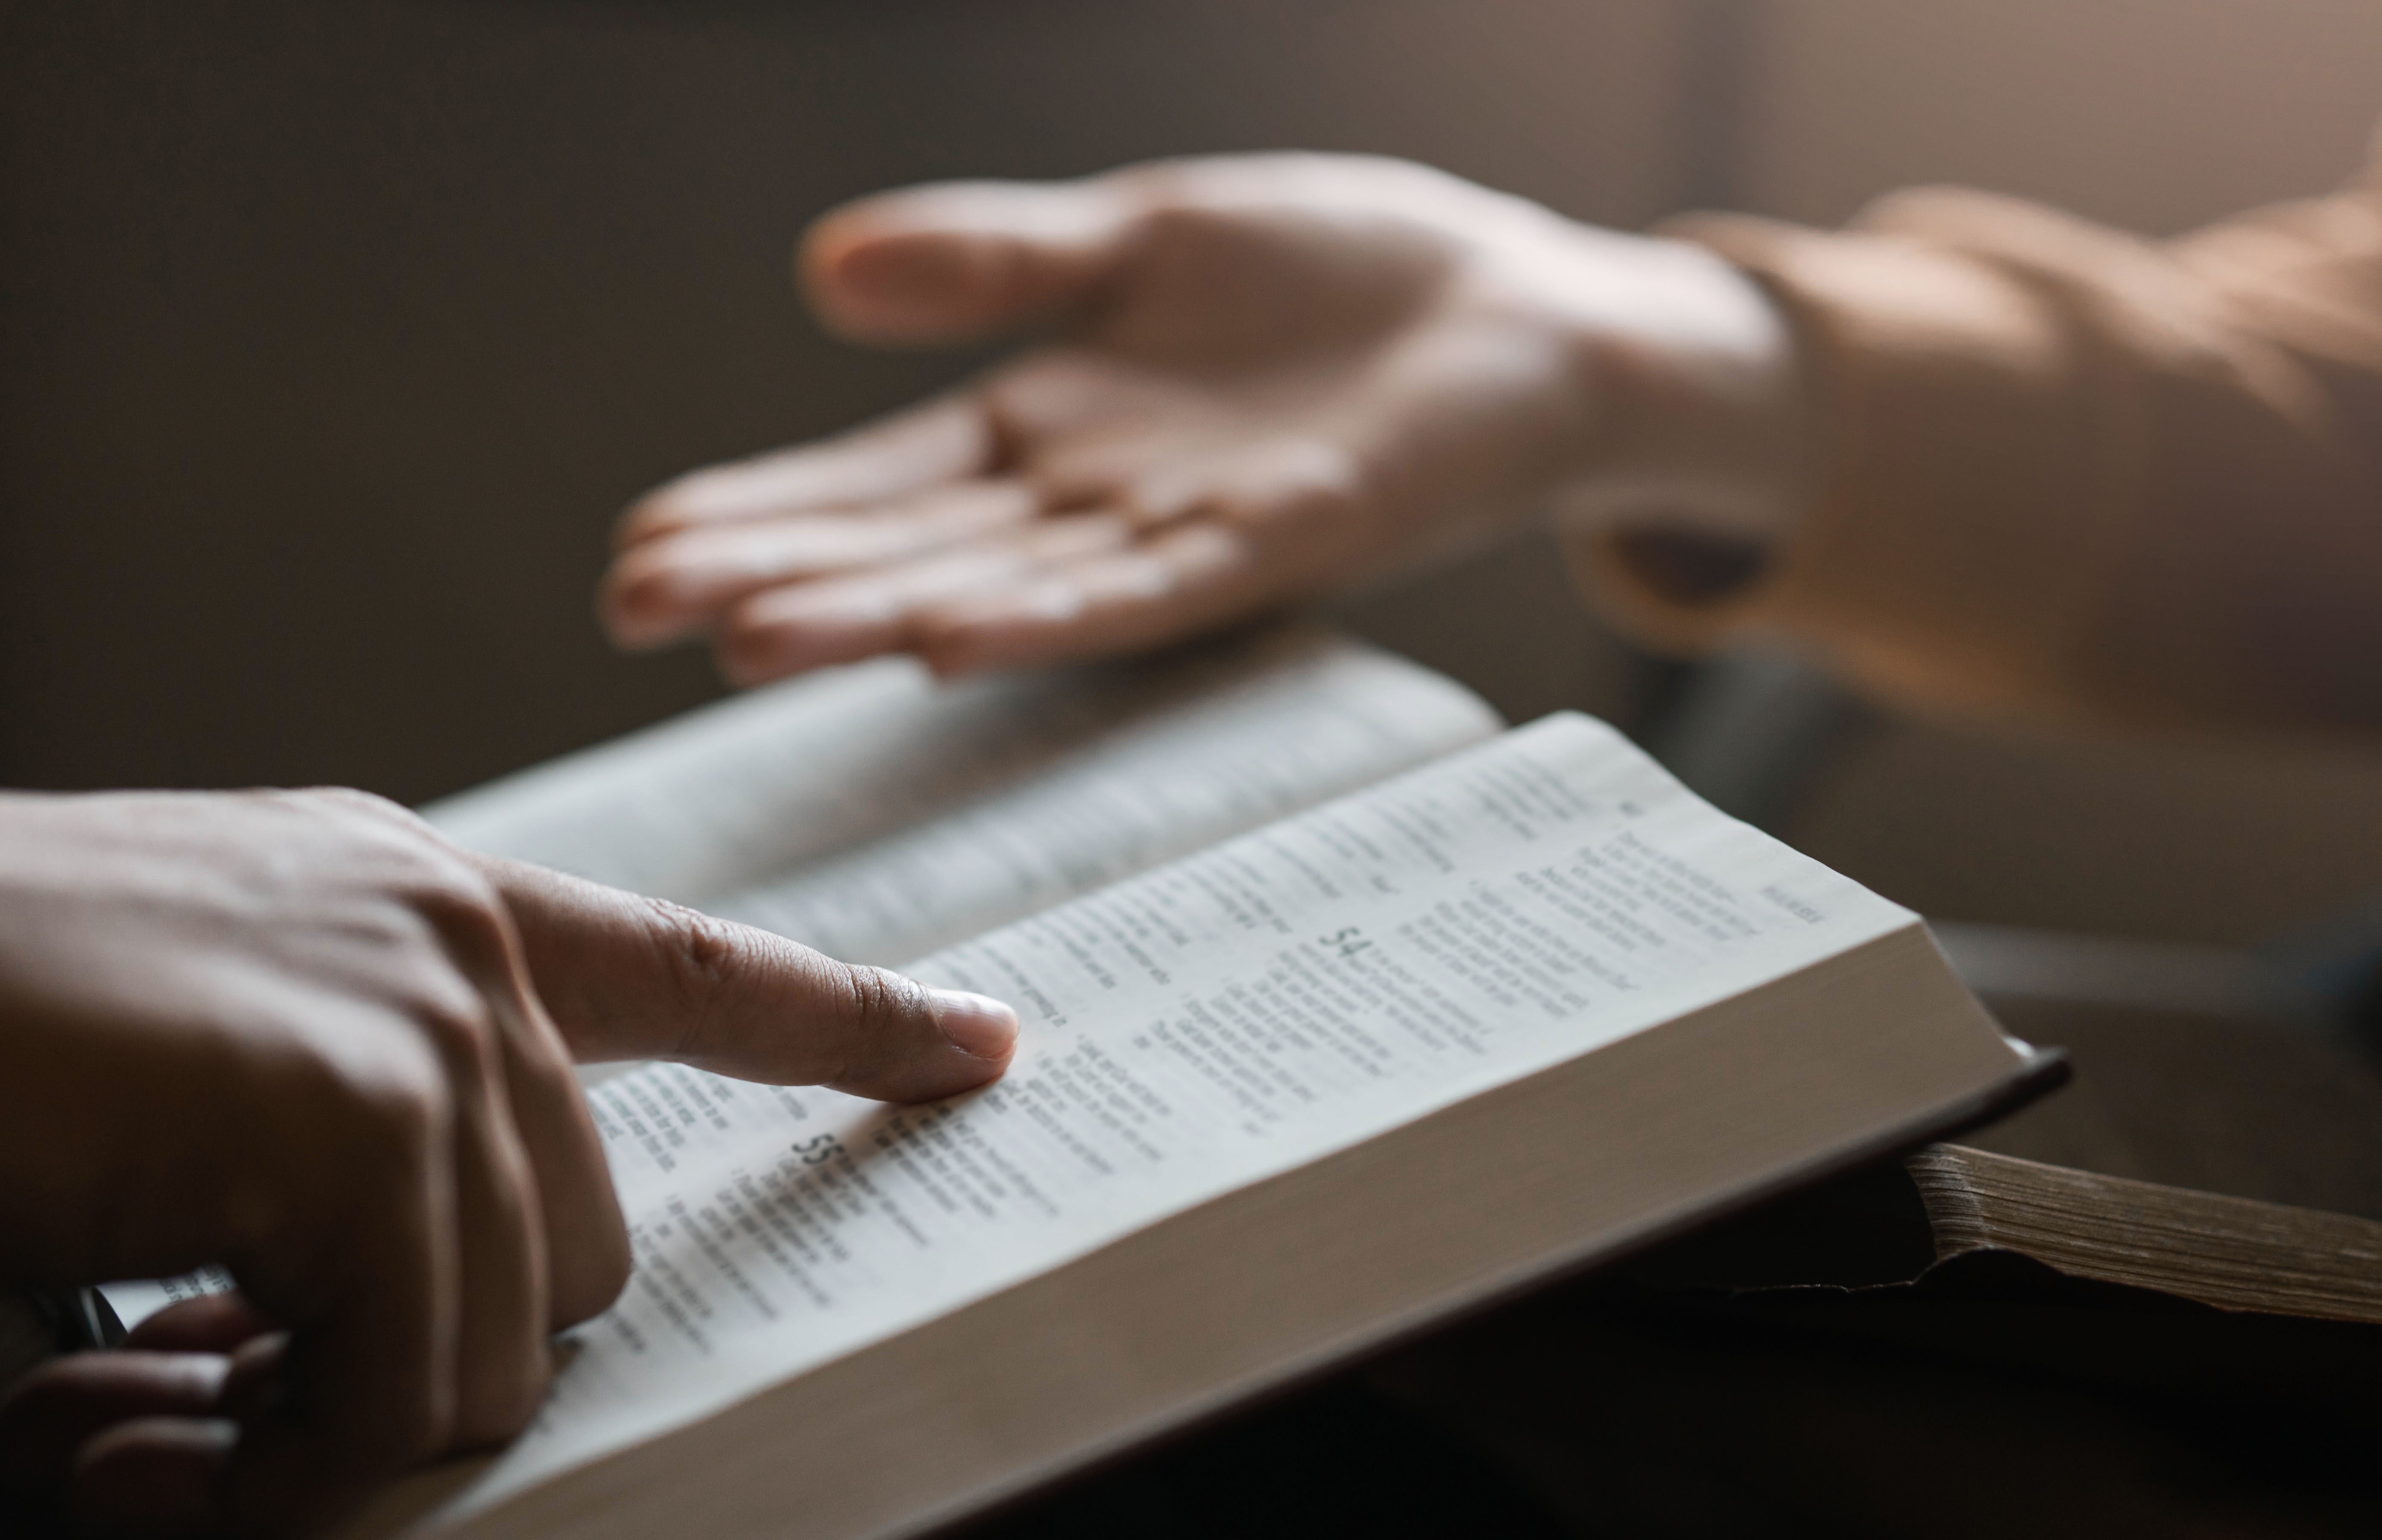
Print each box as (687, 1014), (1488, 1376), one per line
(927, 989), (1019, 1060)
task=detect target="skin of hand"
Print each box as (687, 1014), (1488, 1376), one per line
(601, 152), (1811, 685)
(0, 787), (1018, 1537)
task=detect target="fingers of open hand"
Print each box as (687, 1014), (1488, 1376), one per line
(605, 396), (1005, 650)
(608, 320), (1389, 684)
(601, 350), (1248, 665)
(715, 512), (1137, 681)
(485, 860), (1017, 1102)
(912, 521), (1262, 674)
(722, 433), (1367, 680)
(799, 176), (1138, 344)
(606, 479), (1040, 651)
(614, 395), (994, 552)
(793, 156), (1490, 352)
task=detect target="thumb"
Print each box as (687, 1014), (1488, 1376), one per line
(483, 858), (1018, 1102)
(800, 176), (1139, 344)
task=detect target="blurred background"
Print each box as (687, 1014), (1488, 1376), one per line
(6, 0), (2382, 953)
(14, 11), (2382, 1523)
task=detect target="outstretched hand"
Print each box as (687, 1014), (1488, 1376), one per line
(0, 788), (1015, 1536)
(602, 153), (1809, 685)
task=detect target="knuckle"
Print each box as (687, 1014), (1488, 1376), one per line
(408, 989), (502, 1078)
(287, 785), (435, 837)
(460, 1358), (554, 1448)
(825, 966), (926, 1088)
(290, 784), (394, 815)
(271, 787), (506, 944)
(266, 1042), (451, 1206)
(840, 965), (907, 1027)
(394, 858), (518, 971)
(205, 1039), (455, 1338)
(347, 1055), (451, 1158)
(553, 1214), (634, 1327)
(645, 900), (752, 1054)
(402, 858), (507, 933)
(662, 901), (744, 992)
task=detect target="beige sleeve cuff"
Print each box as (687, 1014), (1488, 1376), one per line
(1578, 195), (2136, 724)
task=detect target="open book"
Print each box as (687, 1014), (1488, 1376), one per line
(106, 628), (2059, 1540)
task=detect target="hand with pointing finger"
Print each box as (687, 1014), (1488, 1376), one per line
(602, 152), (1809, 684)
(0, 787), (1015, 1536)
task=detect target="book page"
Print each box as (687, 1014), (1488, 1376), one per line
(424, 626), (1501, 967)
(434, 714), (1922, 1524)
(98, 630), (1493, 1335)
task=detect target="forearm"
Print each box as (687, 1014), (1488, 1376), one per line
(1579, 185), (2382, 735)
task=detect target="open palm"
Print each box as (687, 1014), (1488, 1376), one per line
(602, 154), (1800, 683)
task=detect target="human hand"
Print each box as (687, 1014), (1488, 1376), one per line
(602, 153), (1808, 684)
(0, 788), (1016, 1535)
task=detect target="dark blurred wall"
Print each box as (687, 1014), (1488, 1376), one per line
(0, 0), (1685, 800)
(11, 0), (2382, 949)
(1741, 0), (2382, 235)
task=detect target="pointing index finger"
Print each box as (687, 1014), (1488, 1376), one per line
(483, 859), (1017, 1102)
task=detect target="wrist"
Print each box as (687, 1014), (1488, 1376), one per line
(1489, 224), (1813, 547)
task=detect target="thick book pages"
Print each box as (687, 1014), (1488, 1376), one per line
(1620, 1141), (2382, 1320)
(1905, 1145), (2382, 1323)
(339, 708), (2043, 1540)
(1612, 1142), (2382, 1423)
